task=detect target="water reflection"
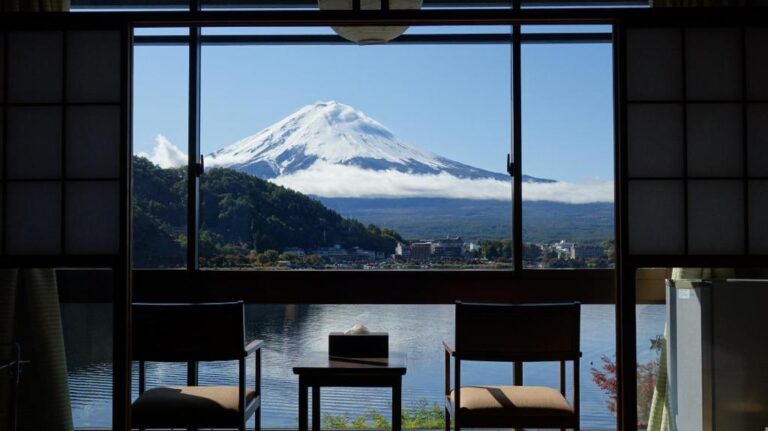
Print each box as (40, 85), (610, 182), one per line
(62, 304), (665, 430)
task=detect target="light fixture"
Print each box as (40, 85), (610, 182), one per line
(318, 0), (423, 45)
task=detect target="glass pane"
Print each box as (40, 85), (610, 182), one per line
(521, 28), (615, 269)
(132, 38), (188, 268)
(61, 293), (113, 427)
(199, 30), (512, 270)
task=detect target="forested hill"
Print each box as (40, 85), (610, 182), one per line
(133, 156), (403, 267)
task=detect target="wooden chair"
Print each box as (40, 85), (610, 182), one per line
(444, 301), (581, 431)
(131, 301), (263, 431)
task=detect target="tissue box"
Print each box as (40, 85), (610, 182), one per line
(329, 332), (389, 358)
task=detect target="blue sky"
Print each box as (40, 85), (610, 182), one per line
(133, 26), (614, 184)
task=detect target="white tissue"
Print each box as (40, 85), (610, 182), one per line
(344, 323), (371, 335)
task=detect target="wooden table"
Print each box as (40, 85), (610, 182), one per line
(293, 353), (407, 431)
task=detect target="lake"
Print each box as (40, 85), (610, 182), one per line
(62, 303), (666, 430)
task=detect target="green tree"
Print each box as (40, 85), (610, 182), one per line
(133, 157), (404, 267)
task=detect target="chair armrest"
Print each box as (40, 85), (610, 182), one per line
(443, 340), (456, 356)
(245, 339), (264, 355)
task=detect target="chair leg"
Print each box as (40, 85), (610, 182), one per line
(254, 406), (262, 431)
(444, 408), (450, 431)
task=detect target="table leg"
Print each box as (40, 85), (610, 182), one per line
(299, 378), (308, 431)
(392, 378), (402, 431)
(312, 386), (321, 431)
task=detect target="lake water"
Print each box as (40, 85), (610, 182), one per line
(62, 304), (666, 430)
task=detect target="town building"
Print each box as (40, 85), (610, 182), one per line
(409, 242), (432, 262)
(431, 237), (465, 260)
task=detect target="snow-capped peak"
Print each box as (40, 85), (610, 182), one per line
(205, 101), (503, 180)
(139, 107), (615, 203)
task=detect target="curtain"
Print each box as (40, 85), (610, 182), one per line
(0, 0), (69, 12)
(646, 324), (675, 431)
(0, 269), (73, 431)
(0, 270), (19, 431)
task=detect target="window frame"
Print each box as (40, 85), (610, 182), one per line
(130, 23), (618, 283)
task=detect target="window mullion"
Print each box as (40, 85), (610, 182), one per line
(187, 23), (201, 272)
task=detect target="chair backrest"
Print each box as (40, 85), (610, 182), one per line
(455, 301), (581, 362)
(132, 302), (245, 362)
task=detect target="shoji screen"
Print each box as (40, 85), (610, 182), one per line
(1, 30), (124, 258)
(624, 26), (768, 256)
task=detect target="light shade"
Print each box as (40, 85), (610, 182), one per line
(318, 0), (422, 45)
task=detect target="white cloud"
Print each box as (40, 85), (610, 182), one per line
(522, 179), (614, 204)
(272, 162), (613, 204)
(137, 134), (187, 169)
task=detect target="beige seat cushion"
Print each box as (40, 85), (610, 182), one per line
(132, 385), (256, 428)
(451, 385), (574, 417)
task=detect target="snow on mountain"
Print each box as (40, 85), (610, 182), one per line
(140, 102), (614, 203)
(206, 101), (540, 183)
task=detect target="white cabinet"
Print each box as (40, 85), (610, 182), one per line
(667, 280), (768, 431)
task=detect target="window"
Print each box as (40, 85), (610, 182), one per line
(522, 27), (615, 269)
(132, 34), (189, 268)
(131, 28), (519, 270)
(133, 25), (616, 271)
(125, 21), (618, 431)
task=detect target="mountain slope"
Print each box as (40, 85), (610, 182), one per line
(132, 156), (403, 267)
(320, 197), (614, 243)
(206, 101), (552, 185)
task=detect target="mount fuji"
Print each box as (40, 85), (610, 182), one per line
(205, 101), (557, 200)
(141, 101), (614, 240)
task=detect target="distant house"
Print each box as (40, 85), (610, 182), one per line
(350, 247), (377, 262)
(553, 240), (576, 260)
(395, 242), (411, 259)
(431, 237), (464, 260)
(284, 247), (306, 258)
(574, 244), (605, 260)
(410, 242), (432, 262)
(314, 244), (349, 262)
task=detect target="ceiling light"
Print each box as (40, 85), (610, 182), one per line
(318, 0), (422, 45)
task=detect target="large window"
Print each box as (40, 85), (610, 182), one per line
(132, 26), (615, 271)
(120, 20), (619, 431)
